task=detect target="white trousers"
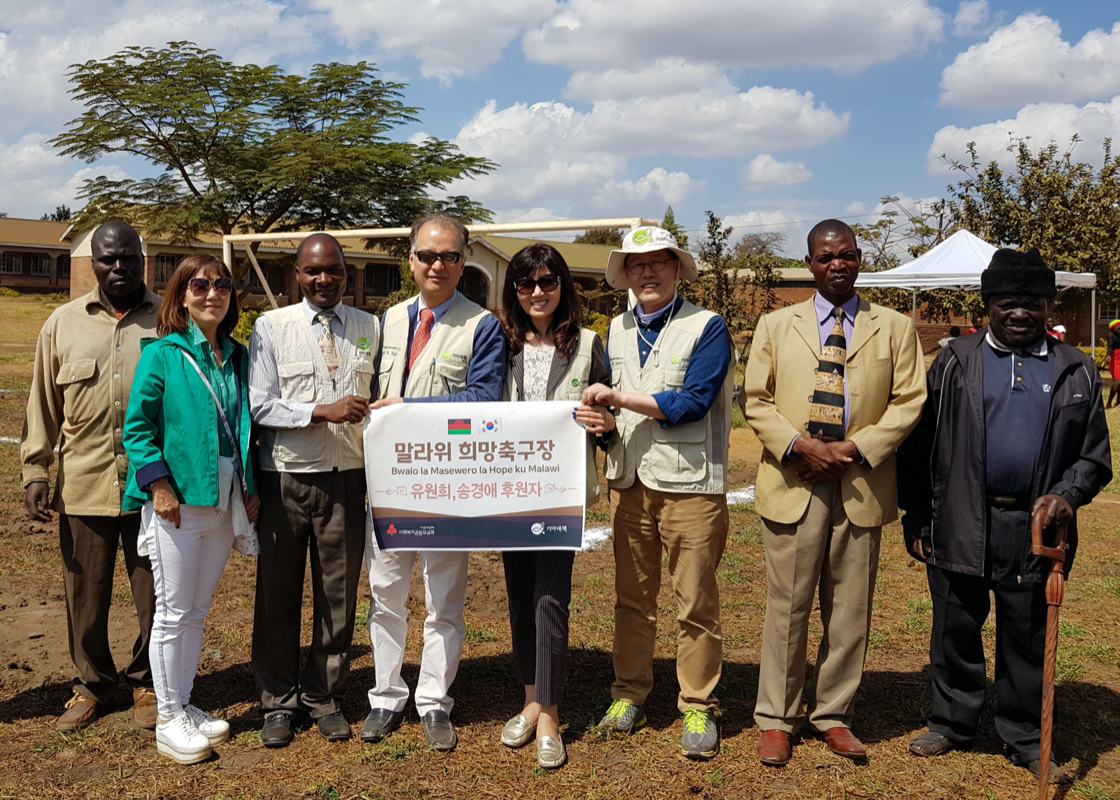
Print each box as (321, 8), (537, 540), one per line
(144, 500), (234, 719)
(366, 541), (469, 716)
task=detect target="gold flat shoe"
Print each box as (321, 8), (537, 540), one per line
(501, 714), (536, 748)
(537, 734), (567, 769)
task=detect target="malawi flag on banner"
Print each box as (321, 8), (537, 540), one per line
(447, 419), (471, 435)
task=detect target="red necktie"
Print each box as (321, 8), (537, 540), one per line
(408, 308), (434, 371)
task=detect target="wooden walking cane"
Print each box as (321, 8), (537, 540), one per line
(1031, 506), (1068, 800)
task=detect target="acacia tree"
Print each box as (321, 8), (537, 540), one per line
(51, 42), (495, 280)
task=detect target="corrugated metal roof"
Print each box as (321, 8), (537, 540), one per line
(0, 218), (70, 248)
(474, 235), (615, 273)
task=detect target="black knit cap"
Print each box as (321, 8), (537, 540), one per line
(980, 247), (1056, 304)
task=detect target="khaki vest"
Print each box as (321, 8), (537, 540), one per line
(379, 293), (489, 399)
(259, 303), (379, 472)
(502, 328), (601, 504)
(604, 301), (734, 494)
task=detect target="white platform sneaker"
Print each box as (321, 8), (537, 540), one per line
(184, 704), (231, 745)
(156, 710), (213, 764)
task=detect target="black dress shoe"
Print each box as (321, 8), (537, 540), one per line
(262, 711), (295, 748)
(316, 711), (351, 741)
(359, 708), (405, 743)
(421, 709), (457, 751)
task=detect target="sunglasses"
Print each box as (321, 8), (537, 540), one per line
(515, 275), (561, 295)
(188, 277), (234, 295)
(413, 250), (463, 266)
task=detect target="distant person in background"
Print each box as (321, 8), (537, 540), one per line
(21, 221), (160, 732)
(1046, 314), (1066, 341)
(123, 254), (257, 764)
(937, 326), (961, 349)
(1107, 319), (1120, 408)
(966, 315), (984, 335)
(496, 243), (613, 769)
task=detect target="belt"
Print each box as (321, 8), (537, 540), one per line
(986, 495), (1030, 511)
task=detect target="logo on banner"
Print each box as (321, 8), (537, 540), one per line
(531, 522), (545, 536)
(448, 419), (471, 435)
(480, 419), (501, 434)
(386, 523), (398, 535)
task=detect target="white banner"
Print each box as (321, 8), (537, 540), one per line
(364, 401), (587, 550)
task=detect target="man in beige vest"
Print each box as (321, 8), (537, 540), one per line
(581, 226), (735, 761)
(743, 219), (926, 766)
(361, 213), (505, 751)
(22, 221), (160, 731)
(249, 233), (380, 746)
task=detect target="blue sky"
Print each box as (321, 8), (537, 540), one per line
(2, 0), (1119, 257)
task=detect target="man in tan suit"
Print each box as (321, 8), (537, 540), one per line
(743, 219), (925, 766)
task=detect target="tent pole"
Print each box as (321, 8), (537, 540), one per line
(912, 289), (917, 322)
(1091, 288), (1097, 361)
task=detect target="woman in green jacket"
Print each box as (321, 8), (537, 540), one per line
(123, 254), (258, 765)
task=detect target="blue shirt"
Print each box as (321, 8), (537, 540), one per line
(377, 291), (507, 403)
(604, 296), (732, 427)
(982, 332), (1053, 496)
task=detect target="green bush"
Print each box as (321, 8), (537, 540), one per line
(0, 287), (19, 298)
(1080, 340), (1109, 370)
(585, 310), (610, 340)
(233, 308), (263, 344)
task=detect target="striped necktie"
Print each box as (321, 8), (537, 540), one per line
(409, 307), (434, 371)
(317, 310), (340, 376)
(807, 307), (846, 441)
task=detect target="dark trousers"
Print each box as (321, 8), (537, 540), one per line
(252, 469), (366, 718)
(502, 550), (574, 707)
(927, 506), (1048, 763)
(60, 514), (155, 705)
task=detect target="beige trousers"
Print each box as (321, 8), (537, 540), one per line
(610, 480), (728, 713)
(754, 480), (881, 733)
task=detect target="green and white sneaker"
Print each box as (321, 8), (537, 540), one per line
(597, 699), (646, 735)
(681, 708), (719, 760)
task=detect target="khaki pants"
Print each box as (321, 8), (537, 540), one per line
(610, 480), (727, 713)
(754, 480), (881, 733)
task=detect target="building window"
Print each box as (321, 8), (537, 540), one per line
(387, 267), (401, 292)
(365, 264), (402, 295)
(1099, 306), (1119, 321)
(57, 255), (71, 278)
(0, 253), (22, 274)
(153, 254), (179, 284)
(28, 254), (49, 276)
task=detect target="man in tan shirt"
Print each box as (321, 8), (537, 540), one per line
(21, 221), (161, 731)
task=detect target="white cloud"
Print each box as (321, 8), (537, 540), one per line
(563, 60), (724, 102)
(524, 0), (943, 73)
(741, 154), (812, 191)
(723, 210), (809, 257)
(306, 0), (557, 81)
(941, 14), (1120, 107)
(927, 97), (1120, 173)
(0, 132), (129, 218)
(952, 0), (990, 37)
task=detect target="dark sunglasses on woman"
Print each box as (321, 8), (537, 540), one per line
(514, 274), (561, 295)
(188, 277), (234, 295)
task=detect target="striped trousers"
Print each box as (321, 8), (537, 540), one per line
(502, 550), (574, 706)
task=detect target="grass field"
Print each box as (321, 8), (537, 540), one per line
(0, 295), (1116, 799)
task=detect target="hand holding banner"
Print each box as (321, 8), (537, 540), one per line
(364, 400), (587, 551)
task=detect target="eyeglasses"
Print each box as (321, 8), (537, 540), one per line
(623, 257), (677, 276)
(187, 277), (234, 295)
(413, 250), (463, 266)
(514, 275), (561, 295)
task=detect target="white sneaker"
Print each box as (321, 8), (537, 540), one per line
(184, 704), (231, 745)
(156, 710), (212, 764)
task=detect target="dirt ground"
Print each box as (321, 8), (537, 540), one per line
(0, 295), (1117, 799)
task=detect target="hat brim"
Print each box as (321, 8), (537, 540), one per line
(604, 245), (698, 290)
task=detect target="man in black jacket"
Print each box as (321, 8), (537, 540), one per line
(898, 248), (1111, 785)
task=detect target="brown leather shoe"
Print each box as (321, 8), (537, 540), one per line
(56, 690), (102, 732)
(133, 687), (158, 730)
(823, 727), (867, 760)
(758, 729), (791, 766)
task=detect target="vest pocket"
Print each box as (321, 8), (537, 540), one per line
(648, 420), (708, 484)
(277, 360), (316, 402)
(434, 359), (468, 394)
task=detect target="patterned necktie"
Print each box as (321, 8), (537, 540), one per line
(807, 307), (846, 441)
(317, 310), (340, 375)
(409, 307), (434, 371)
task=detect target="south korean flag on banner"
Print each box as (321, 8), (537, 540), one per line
(480, 419), (501, 434)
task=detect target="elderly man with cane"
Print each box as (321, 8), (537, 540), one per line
(898, 248), (1111, 786)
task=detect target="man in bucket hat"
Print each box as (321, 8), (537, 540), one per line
(898, 248), (1110, 785)
(581, 225), (735, 760)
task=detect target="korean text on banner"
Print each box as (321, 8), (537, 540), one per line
(364, 401), (587, 551)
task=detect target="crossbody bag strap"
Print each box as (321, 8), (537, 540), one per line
(176, 346), (248, 495)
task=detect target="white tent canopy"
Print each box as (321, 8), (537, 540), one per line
(855, 230), (1096, 290)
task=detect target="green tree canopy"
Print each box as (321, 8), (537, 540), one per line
(660, 206), (688, 250)
(573, 227), (624, 246)
(51, 42), (495, 273)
